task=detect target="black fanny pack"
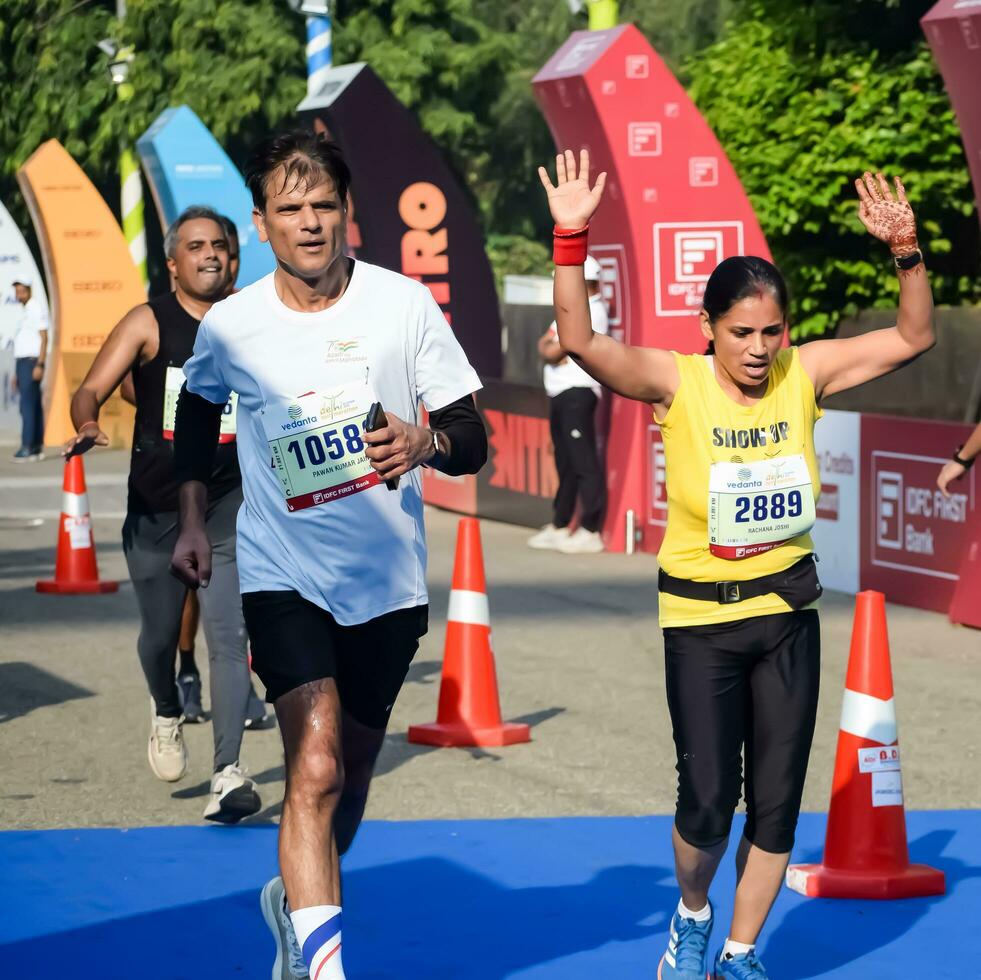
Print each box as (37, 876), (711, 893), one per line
(658, 555), (822, 609)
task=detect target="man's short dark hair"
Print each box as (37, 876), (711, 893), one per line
(164, 206), (227, 259)
(244, 131), (351, 211)
(218, 214), (239, 254)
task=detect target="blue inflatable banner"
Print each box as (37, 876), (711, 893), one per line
(137, 106), (275, 288)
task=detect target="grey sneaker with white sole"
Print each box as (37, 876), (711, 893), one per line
(260, 876), (309, 978)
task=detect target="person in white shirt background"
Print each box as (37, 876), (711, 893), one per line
(528, 254), (609, 554)
(7, 275), (49, 462)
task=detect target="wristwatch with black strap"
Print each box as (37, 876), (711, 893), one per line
(894, 249), (923, 271)
(953, 445), (974, 470)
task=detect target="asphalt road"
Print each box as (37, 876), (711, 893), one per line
(1, 447), (977, 831)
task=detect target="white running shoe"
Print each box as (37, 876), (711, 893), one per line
(203, 762), (262, 824)
(148, 713), (188, 782)
(557, 527), (605, 554)
(527, 523), (571, 550)
(260, 876), (309, 979)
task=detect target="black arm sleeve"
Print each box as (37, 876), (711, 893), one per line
(428, 394), (487, 476)
(174, 383), (223, 485)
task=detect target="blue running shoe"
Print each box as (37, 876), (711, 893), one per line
(658, 903), (713, 979)
(713, 947), (769, 979)
(176, 671), (205, 724)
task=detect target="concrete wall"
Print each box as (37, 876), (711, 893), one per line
(822, 306), (981, 422)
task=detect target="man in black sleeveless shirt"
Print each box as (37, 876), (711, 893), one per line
(64, 207), (260, 823)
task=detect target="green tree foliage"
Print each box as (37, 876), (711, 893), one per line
(0, 0), (977, 326)
(683, 1), (981, 336)
(0, 0), (305, 261)
(0, 1), (117, 214)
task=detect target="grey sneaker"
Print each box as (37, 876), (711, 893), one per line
(148, 712), (187, 782)
(260, 876), (309, 978)
(203, 763), (261, 824)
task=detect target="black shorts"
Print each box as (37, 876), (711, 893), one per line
(242, 591), (428, 729)
(664, 610), (820, 854)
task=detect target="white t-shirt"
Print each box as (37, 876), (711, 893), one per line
(183, 262), (482, 625)
(10, 298), (49, 359)
(543, 293), (609, 397)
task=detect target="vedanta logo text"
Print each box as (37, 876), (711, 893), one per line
(281, 416), (317, 431)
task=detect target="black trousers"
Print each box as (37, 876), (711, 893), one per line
(663, 610), (821, 854)
(549, 387), (605, 532)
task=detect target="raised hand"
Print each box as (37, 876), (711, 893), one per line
(538, 148), (607, 229)
(855, 171), (918, 256)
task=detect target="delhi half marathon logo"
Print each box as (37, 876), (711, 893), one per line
(288, 404), (303, 420)
(765, 459), (791, 488)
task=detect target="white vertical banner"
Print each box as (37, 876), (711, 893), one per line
(812, 409), (862, 594)
(0, 200), (50, 438)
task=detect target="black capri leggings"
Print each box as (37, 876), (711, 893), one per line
(664, 610), (820, 854)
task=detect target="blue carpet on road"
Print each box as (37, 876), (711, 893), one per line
(1, 811), (977, 979)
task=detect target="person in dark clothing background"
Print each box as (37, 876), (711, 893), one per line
(528, 253), (608, 554)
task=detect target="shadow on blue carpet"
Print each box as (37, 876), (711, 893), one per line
(0, 811), (977, 979)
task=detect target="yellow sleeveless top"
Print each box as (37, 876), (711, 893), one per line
(657, 347), (822, 627)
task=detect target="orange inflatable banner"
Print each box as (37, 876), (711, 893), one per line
(17, 140), (141, 448)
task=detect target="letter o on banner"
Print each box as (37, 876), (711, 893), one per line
(398, 182), (447, 231)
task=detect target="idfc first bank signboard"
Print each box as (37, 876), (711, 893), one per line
(861, 414), (976, 612)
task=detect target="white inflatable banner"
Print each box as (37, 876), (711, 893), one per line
(0, 199), (50, 438)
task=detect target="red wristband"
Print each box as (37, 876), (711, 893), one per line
(553, 224), (589, 266)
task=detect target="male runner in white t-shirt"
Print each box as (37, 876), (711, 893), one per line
(169, 131), (486, 980)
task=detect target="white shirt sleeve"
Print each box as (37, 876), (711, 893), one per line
(413, 287), (482, 412)
(183, 315), (232, 405)
(589, 296), (610, 337)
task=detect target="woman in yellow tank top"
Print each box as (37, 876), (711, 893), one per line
(539, 150), (935, 980)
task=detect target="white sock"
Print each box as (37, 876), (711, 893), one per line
(722, 938), (755, 959)
(290, 904), (345, 979)
(677, 898), (712, 922)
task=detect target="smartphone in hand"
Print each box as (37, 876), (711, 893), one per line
(364, 401), (399, 491)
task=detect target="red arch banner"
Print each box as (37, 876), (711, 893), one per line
(922, 0), (981, 232)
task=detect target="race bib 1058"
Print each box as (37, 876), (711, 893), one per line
(262, 382), (381, 512)
(708, 454), (816, 559)
(163, 365), (237, 443)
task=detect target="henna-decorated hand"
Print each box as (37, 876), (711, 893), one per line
(855, 171), (918, 256)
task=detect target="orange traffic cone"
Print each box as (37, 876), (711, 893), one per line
(786, 591), (944, 899)
(408, 517), (530, 747)
(36, 456), (118, 595)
